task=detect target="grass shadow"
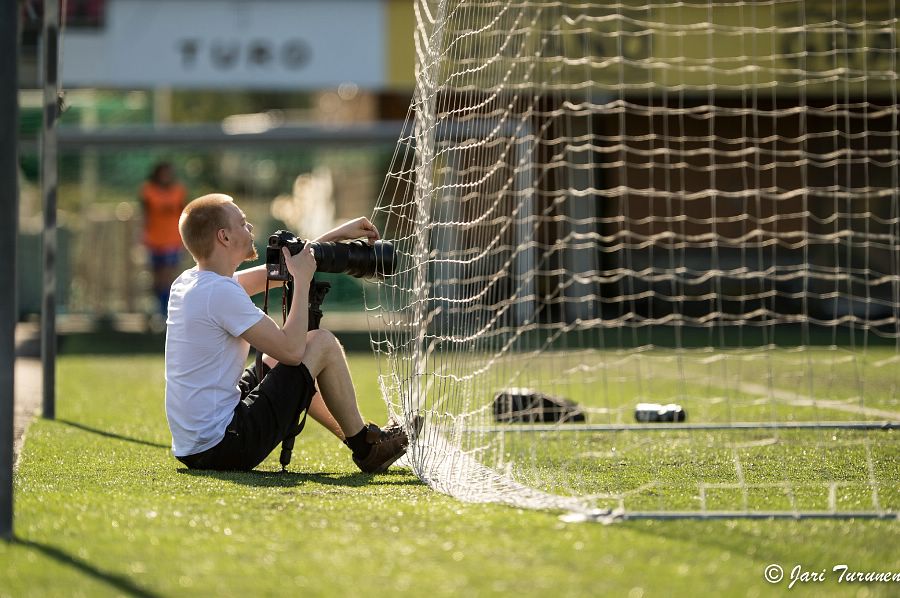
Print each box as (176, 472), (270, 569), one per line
(59, 419), (169, 450)
(13, 536), (162, 598)
(178, 467), (423, 488)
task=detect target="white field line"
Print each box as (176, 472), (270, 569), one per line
(618, 357), (900, 420)
(737, 381), (900, 420)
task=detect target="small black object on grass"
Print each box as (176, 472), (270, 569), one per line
(493, 388), (587, 424)
(634, 403), (687, 423)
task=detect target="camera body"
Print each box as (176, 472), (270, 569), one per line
(265, 229), (394, 281)
(265, 230), (303, 282)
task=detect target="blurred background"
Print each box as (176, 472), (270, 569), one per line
(17, 0), (416, 330)
(15, 1), (898, 343)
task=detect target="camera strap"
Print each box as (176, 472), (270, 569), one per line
(253, 281), (270, 376)
(254, 278), (306, 472)
(253, 278), (290, 375)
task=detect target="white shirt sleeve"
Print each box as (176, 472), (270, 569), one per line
(209, 278), (265, 337)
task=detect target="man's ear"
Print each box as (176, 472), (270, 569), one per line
(216, 228), (229, 246)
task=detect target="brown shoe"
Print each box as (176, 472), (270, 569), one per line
(381, 413), (425, 443)
(352, 423), (408, 474)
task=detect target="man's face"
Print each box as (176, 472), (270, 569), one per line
(225, 203), (258, 262)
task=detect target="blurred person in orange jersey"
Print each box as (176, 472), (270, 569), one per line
(141, 161), (187, 316)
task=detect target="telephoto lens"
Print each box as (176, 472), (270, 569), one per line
(309, 239), (395, 278)
(265, 230), (395, 281)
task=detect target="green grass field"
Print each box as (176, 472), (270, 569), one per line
(2, 354), (899, 597)
(401, 347), (899, 515)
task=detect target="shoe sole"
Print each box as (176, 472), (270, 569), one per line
(358, 444), (408, 474)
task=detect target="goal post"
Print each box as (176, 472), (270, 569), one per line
(368, 0), (900, 520)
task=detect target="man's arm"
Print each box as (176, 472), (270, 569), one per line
(240, 284), (309, 365)
(315, 217), (380, 244)
(240, 246), (316, 364)
(234, 265), (268, 297)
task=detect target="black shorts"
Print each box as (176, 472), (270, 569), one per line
(177, 362), (316, 471)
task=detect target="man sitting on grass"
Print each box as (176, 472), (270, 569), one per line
(164, 193), (407, 473)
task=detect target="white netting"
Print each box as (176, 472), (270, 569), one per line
(368, 0), (900, 519)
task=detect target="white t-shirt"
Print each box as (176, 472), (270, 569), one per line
(164, 267), (265, 456)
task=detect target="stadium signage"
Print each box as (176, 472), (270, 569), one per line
(175, 38), (313, 72)
(61, 0), (384, 89)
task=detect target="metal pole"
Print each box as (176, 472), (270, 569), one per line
(41, 0), (60, 421)
(18, 120), (410, 152)
(1, 0), (20, 541)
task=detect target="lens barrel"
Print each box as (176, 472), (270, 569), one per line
(265, 230), (394, 280)
(309, 240), (394, 278)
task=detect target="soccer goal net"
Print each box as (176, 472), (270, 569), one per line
(368, 0), (899, 520)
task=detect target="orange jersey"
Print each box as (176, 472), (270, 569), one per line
(142, 181), (186, 251)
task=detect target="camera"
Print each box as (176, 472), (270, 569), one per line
(265, 229), (395, 281)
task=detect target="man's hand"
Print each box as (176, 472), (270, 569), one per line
(317, 217), (380, 245)
(284, 246), (317, 285)
(243, 246), (314, 365)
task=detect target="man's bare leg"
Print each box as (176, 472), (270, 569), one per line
(300, 329), (366, 437)
(308, 393), (344, 439)
(300, 329), (408, 473)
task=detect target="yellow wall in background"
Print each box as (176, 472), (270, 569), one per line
(386, 0), (417, 90)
